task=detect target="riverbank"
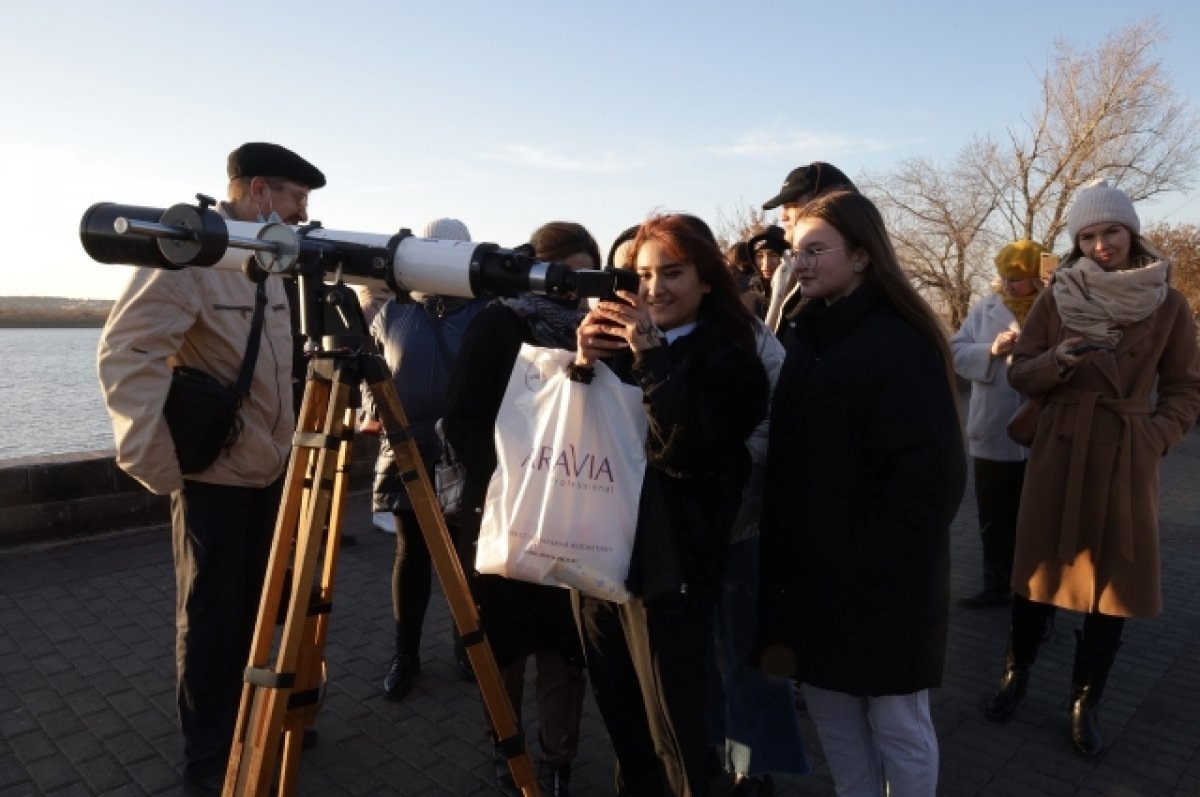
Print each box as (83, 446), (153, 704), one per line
(0, 296), (113, 327)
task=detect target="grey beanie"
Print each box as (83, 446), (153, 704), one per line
(1067, 179), (1140, 242)
(419, 217), (471, 242)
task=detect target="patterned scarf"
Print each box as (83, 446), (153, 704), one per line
(500, 294), (585, 350)
(1052, 258), (1168, 346)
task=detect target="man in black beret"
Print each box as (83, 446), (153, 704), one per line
(98, 143), (324, 794)
(224, 141), (325, 226)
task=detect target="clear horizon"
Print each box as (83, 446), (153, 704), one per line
(3, 1), (1197, 301)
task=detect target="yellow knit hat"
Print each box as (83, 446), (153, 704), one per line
(995, 240), (1049, 279)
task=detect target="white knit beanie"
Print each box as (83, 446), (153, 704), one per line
(1067, 179), (1140, 242)
(419, 217), (471, 242)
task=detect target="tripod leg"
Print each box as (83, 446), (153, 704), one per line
(363, 367), (541, 797)
(224, 357), (356, 797)
(279, 395), (355, 795)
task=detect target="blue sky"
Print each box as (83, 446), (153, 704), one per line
(3, 0), (1197, 299)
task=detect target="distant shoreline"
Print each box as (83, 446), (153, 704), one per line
(0, 318), (107, 328)
(0, 297), (112, 328)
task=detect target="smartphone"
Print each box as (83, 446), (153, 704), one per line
(1040, 252), (1060, 283)
(595, 326), (626, 346)
(1066, 342), (1114, 356)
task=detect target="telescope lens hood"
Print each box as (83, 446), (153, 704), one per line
(80, 203), (179, 270)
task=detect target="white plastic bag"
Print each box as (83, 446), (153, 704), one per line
(476, 344), (647, 602)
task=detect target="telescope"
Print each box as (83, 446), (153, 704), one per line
(80, 194), (637, 301)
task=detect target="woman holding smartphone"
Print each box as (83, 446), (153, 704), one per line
(572, 213), (769, 797)
(984, 179), (1200, 759)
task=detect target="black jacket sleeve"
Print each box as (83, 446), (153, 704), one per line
(440, 306), (525, 514)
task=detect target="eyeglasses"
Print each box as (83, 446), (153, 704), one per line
(795, 246), (845, 269)
(268, 180), (309, 210)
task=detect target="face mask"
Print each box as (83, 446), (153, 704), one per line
(255, 187), (283, 224)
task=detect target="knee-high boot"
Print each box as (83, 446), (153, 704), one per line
(984, 596), (1051, 722)
(1070, 628), (1121, 759)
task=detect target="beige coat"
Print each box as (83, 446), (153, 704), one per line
(97, 265), (294, 495)
(1009, 288), (1200, 617)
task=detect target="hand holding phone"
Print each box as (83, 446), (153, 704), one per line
(1066, 342), (1114, 356)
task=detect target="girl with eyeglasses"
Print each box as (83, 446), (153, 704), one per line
(754, 189), (966, 796)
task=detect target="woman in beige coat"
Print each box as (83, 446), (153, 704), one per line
(983, 179), (1200, 758)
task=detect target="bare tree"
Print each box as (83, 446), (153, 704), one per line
(1145, 221), (1200, 317)
(712, 199), (771, 252)
(969, 17), (1198, 249)
(864, 152), (1001, 328)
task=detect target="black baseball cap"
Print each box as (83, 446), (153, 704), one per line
(226, 142), (326, 189)
(761, 162), (854, 210)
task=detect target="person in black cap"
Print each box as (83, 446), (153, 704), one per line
(761, 162), (856, 330)
(98, 142), (324, 794)
(762, 162), (855, 236)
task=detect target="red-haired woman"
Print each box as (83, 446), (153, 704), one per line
(571, 213), (770, 796)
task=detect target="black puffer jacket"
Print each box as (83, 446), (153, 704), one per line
(756, 281), (965, 695)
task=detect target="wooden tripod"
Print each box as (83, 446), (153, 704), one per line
(221, 346), (540, 796)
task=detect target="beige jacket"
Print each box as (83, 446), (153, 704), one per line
(97, 263), (294, 495)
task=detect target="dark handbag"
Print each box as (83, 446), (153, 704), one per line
(433, 418), (468, 524)
(1006, 397), (1043, 447)
(164, 283), (267, 474)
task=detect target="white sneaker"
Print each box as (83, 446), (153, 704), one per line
(372, 512), (395, 533)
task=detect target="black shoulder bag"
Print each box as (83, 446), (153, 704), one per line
(164, 283), (267, 475)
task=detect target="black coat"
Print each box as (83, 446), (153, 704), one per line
(756, 282), (965, 695)
(604, 316), (769, 602)
(440, 302), (583, 666)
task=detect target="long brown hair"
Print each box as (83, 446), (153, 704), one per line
(530, 221), (602, 267)
(797, 190), (957, 395)
(628, 213), (759, 350)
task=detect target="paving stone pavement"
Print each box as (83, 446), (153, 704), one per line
(1, 428), (1198, 796)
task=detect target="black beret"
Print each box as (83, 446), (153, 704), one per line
(226, 142), (326, 189)
(762, 161), (853, 210)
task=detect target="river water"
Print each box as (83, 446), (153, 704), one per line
(0, 328), (114, 460)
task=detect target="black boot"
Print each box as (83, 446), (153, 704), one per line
(1070, 628), (1120, 759)
(959, 557), (1012, 608)
(984, 646), (1030, 722)
(984, 597), (1050, 723)
(383, 654), (419, 701)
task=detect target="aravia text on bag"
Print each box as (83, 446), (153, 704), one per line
(521, 443), (615, 493)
